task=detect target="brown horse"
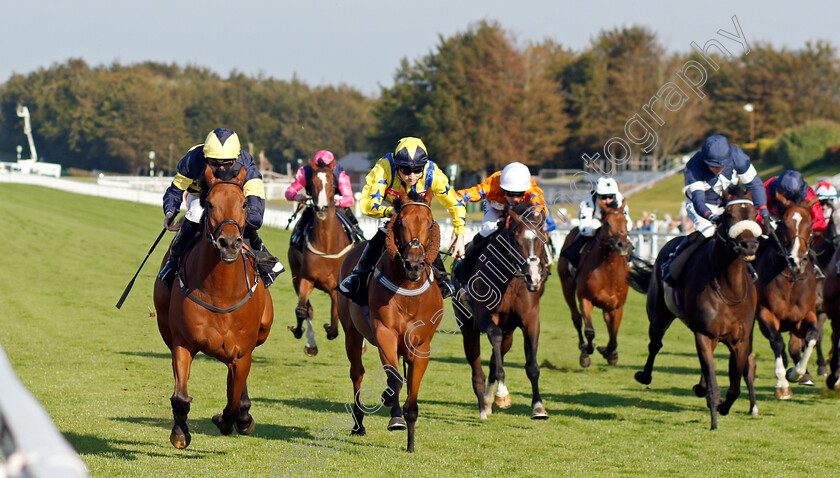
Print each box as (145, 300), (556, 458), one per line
(453, 204), (549, 420)
(153, 165), (274, 449)
(336, 188), (443, 452)
(630, 186), (760, 429)
(754, 200), (819, 398)
(557, 202), (633, 367)
(287, 167), (354, 356)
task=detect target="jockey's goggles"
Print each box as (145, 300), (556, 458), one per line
(315, 158), (331, 168)
(398, 164), (425, 175)
(504, 190), (526, 198)
(598, 194), (616, 201)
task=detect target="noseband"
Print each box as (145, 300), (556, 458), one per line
(714, 199), (759, 256)
(504, 217), (548, 289)
(204, 180), (245, 248)
(597, 211), (631, 253)
(393, 201), (434, 266)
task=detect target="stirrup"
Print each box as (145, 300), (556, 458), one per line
(260, 261), (285, 288)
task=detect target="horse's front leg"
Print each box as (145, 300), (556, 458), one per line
(460, 319), (487, 419)
(816, 309), (829, 376)
(577, 298), (596, 367)
(694, 333), (721, 430)
(325, 289), (340, 340)
(236, 382), (255, 435)
(560, 269), (587, 366)
(718, 338), (749, 417)
(213, 352), (253, 436)
(521, 319), (547, 419)
(597, 306), (623, 365)
(757, 308), (792, 399)
(374, 327), (406, 431)
(169, 343), (195, 449)
(486, 322), (512, 410)
(635, 279), (676, 386)
(788, 311), (819, 384)
(291, 278), (317, 355)
(404, 355), (430, 452)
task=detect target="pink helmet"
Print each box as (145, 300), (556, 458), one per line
(311, 150), (335, 169)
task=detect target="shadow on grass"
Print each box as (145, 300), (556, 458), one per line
(542, 391), (694, 414)
(431, 355), (525, 369)
(254, 396), (347, 414)
(64, 431), (220, 459)
(116, 350), (269, 364)
(112, 415), (313, 442)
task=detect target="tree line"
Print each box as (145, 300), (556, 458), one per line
(1, 21), (839, 174)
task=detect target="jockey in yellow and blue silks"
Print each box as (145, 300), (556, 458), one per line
(338, 137), (467, 304)
(158, 128), (283, 288)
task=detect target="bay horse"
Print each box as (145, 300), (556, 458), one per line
(287, 166), (354, 356)
(754, 199), (819, 399)
(336, 188), (442, 452)
(630, 186), (760, 429)
(557, 202), (633, 367)
(453, 204), (549, 420)
(153, 165), (274, 449)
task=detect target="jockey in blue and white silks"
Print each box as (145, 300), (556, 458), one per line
(683, 134), (769, 238)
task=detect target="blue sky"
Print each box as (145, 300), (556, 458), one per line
(4, 0), (836, 96)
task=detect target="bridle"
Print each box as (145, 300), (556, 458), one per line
(771, 205), (812, 282)
(392, 201), (434, 267)
(503, 213), (548, 291)
(203, 179), (246, 248)
(596, 210), (631, 254)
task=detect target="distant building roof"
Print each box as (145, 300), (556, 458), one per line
(338, 152), (374, 172)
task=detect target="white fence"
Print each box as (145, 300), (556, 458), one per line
(0, 343), (89, 478)
(0, 172), (680, 260)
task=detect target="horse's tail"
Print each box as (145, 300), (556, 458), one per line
(627, 256), (654, 294)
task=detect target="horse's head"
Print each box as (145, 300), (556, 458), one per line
(777, 199), (816, 275)
(200, 164), (247, 264)
(718, 186), (761, 261)
(597, 200), (633, 257)
(385, 189), (439, 282)
(309, 166), (335, 221)
(506, 203), (547, 292)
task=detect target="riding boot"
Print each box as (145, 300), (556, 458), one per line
(339, 207), (365, 242)
(432, 255), (455, 299)
(338, 229), (386, 305)
(158, 220), (200, 288)
(244, 226), (285, 288)
(290, 208), (314, 250)
(662, 231), (705, 286)
(454, 232), (491, 283)
(560, 233), (591, 273)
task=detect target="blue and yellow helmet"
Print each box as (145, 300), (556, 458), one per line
(203, 128), (241, 163)
(393, 137), (428, 168)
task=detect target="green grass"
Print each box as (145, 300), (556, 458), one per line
(2, 183), (840, 477)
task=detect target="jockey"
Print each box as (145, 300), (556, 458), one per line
(455, 162), (557, 273)
(285, 150), (364, 250)
(662, 134), (769, 286)
(560, 176), (632, 271)
(760, 170), (826, 238)
(816, 181), (839, 220)
(337, 137), (466, 303)
(158, 128), (282, 288)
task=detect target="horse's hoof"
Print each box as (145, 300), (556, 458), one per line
(828, 375), (840, 391)
(387, 417), (407, 431)
(170, 424), (191, 449)
(236, 416), (256, 435)
(786, 368), (804, 382)
(304, 345), (318, 357)
(693, 384), (707, 397)
(580, 355), (591, 368)
(479, 410), (488, 420)
(749, 405), (759, 417)
(324, 323), (339, 340)
(494, 394), (512, 409)
(351, 427), (366, 436)
(288, 325), (303, 339)
(798, 373), (814, 386)
(212, 413), (234, 435)
(531, 403), (549, 420)
(818, 365), (829, 377)
(597, 346), (618, 365)
(774, 387), (793, 399)
(634, 371), (651, 385)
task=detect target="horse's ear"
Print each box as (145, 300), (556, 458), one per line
(236, 164), (247, 185)
(424, 187), (433, 205)
(204, 165), (219, 188)
(805, 197), (819, 209)
(619, 199), (626, 211)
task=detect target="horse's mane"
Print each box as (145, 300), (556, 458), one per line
(724, 184), (748, 198)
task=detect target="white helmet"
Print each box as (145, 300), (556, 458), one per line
(500, 162), (532, 192)
(816, 182), (838, 201)
(595, 177), (619, 196)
